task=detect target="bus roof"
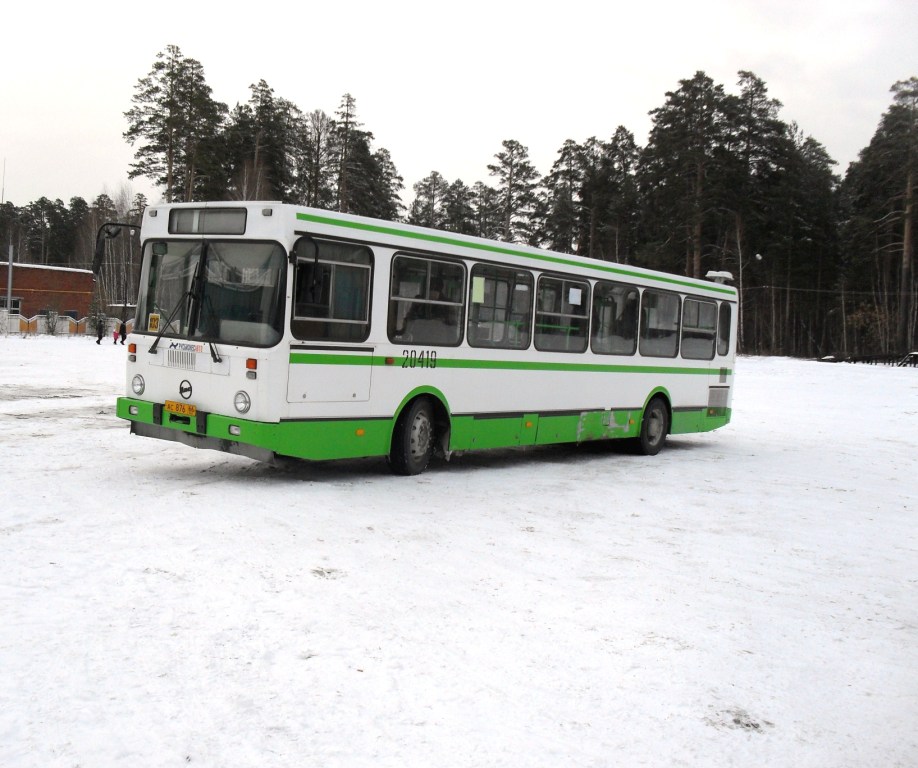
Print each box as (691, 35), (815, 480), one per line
(144, 202), (739, 299)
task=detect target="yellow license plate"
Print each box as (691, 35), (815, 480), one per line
(165, 400), (197, 417)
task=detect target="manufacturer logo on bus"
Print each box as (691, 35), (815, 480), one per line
(179, 380), (193, 400)
(169, 342), (205, 353)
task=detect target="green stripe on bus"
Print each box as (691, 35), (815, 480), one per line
(289, 351), (731, 377)
(290, 352), (375, 366)
(118, 397), (731, 461)
(295, 211), (737, 297)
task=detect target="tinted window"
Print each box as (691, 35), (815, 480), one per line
(534, 276), (590, 352)
(467, 265), (533, 349)
(135, 239), (286, 347)
(388, 256), (465, 346)
(681, 298), (717, 360)
(639, 290), (680, 358)
(292, 239), (372, 342)
(717, 302), (732, 356)
(169, 208), (246, 235)
(591, 282), (638, 355)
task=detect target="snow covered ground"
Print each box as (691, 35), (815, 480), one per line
(1, 335), (916, 767)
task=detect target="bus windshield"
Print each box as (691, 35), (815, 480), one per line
(135, 239), (287, 347)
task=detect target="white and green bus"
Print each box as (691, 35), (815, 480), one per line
(109, 202), (737, 474)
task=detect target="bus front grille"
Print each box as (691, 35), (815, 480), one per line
(167, 349), (196, 370)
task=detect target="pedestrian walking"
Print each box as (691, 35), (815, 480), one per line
(119, 321), (127, 344)
(96, 318), (104, 345)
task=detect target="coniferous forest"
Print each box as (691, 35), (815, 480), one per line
(2, 45), (916, 357)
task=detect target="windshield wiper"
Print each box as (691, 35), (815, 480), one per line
(149, 247), (207, 356)
(147, 246), (224, 363)
(196, 293), (223, 363)
(148, 289), (194, 355)
(206, 339), (222, 363)
(185, 244), (222, 363)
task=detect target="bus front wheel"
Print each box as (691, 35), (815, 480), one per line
(637, 396), (669, 456)
(389, 398), (434, 475)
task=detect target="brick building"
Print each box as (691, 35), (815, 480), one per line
(0, 262), (95, 319)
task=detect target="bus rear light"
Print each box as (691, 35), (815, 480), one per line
(228, 425), (242, 436)
(246, 358), (257, 370)
(128, 343), (136, 353)
(385, 357), (395, 366)
(356, 428), (366, 437)
(129, 406), (139, 416)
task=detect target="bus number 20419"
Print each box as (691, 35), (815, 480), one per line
(402, 350), (437, 369)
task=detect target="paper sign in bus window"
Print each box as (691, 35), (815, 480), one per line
(472, 276), (486, 303)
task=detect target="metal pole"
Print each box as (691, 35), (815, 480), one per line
(6, 238), (13, 336)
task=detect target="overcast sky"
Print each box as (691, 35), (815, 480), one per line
(2, 0), (916, 208)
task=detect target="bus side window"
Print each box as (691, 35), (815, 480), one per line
(389, 255), (465, 346)
(639, 290), (680, 358)
(534, 276), (589, 353)
(680, 298), (717, 360)
(291, 238), (372, 342)
(591, 282), (638, 355)
(468, 265), (533, 349)
(717, 302), (732, 356)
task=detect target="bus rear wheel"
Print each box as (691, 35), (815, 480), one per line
(636, 396), (669, 456)
(389, 398), (434, 475)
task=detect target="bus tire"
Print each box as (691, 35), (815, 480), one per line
(389, 397), (434, 475)
(637, 396), (669, 456)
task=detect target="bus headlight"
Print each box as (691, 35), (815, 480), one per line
(132, 375), (145, 395)
(233, 390), (251, 414)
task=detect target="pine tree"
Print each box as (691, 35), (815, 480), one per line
(541, 139), (582, 254)
(124, 46), (227, 202)
(641, 71), (732, 277)
(291, 109), (337, 209)
(602, 127), (641, 263)
(764, 127), (838, 356)
(487, 139), (540, 243)
(442, 180), (477, 235)
(334, 93), (362, 213)
(22, 198), (54, 264)
(407, 171), (449, 228)
(719, 71), (789, 349)
(576, 137), (610, 260)
(472, 182), (502, 240)
(890, 78), (918, 350)
(368, 147), (405, 221)
(840, 76), (918, 352)
(339, 133), (401, 219)
(222, 80), (300, 201)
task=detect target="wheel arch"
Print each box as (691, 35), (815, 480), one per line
(391, 386), (452, 455)
(642, 386), (673, 432)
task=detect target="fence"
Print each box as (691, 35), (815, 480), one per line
(1, 313), (133, 337)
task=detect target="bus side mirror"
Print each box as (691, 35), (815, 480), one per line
(92, 223), (133, 279)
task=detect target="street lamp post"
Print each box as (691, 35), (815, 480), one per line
(5, 238), (12, 336)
